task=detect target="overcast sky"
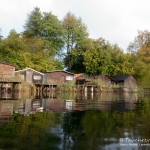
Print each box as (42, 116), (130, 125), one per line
(0, 0), (150, 51)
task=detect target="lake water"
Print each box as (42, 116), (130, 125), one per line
(0, 91), (150, 150)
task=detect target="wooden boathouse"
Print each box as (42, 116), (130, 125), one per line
(43, 70), (74, 84)
(0, 63), (22, 93)
(0, 64), (55, 94)
(15, 68), (58, 94)
(0, 62), (139, 94)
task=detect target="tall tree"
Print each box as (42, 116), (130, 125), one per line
(24, 7), (64, 56)
(83, 38), (112, 75)
(0, 29), (26, 68)
(41, 12), (64, 53)
(0, 29), (63, 71)
(62, 12), (89, 71)
(0, 28), (3, 41)
(24, 7), (42, 37)
(83, 38), (136, 76)
(128, 30), (150, 63)
(127, 30), (150, 84)
(62, 12), (88, 53)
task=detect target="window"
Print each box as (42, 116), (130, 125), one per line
(33, 75), (41, 80)
(66, 76), (73, 81)
(66, 100), (73, 110)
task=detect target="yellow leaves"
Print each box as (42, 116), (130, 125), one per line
(139, 46), (150, 63)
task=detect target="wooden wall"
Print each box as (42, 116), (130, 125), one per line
(45, 71), (74, 84)
(0, 63), (15, 78)
(124, 75), (137, 90)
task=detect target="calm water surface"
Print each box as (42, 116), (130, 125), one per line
(0, 91), (150, 150)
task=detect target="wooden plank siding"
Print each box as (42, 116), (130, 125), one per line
(43, 70), (74, 84)
(111, 75), (138, 91)
(0, 63), (15, 78)
(15, 68), (44, 85)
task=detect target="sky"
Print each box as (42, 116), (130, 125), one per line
(0, 0), (150, 51)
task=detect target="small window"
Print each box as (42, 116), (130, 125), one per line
(33, 75), (41, 80)
(66, 100), (73, 110)
(66, 76), (73, 80)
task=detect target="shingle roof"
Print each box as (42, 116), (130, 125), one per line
(43, 70), (74, 75)
(110, 75), (131, 82)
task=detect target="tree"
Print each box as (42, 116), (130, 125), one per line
(24, 7), (64, 56)
(41, 12), (64, 54)
(83, 38), (118, 75)
(0, 30), (26, 66)
(128, 30), (150, 63)
(0, 28), (3, 41)
(0, 29), (63, 71)
(108, 44), (138, 76)
(127, 31), (150, 85)
(62, 12), (89, 71)
(24, 7), (42, 37)
(64, 38), (93, 73)
(83, 38), (137, 76)
(21, 35), (63, 71)
(85, 41), (112, 75)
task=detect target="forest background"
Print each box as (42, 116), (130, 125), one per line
(0, 7), (149, 87)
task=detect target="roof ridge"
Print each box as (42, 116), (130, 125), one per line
(15, 67), (44, 75)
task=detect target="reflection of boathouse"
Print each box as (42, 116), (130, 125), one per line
(74, 92), (138, 111)
(0, 102), (13, 122)
(45, 99), (74, 112)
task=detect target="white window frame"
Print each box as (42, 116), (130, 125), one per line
(66, 75), (73, 81)
(33, 75), (41, 80)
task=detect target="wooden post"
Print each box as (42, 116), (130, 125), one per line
(91, 86), (93, 92)
(84, 86), (87, 92)
(91, 91), (93, 99)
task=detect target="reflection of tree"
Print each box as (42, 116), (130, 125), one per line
(62, 96), (150, 149)
(0, 96), (150, 149)
(62, 111), (85, 149)
(63, 111), (84, 139)
(0, 112), (62, 149)
(134, 97), (150, 139)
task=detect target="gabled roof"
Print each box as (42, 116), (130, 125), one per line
(43, 70), (74, 75)
(92, 75), (113, 80)
(15, 67), (44, 75)
(110, 75), (131, 82)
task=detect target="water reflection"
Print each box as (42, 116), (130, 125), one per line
(0, 91), (149, 150)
